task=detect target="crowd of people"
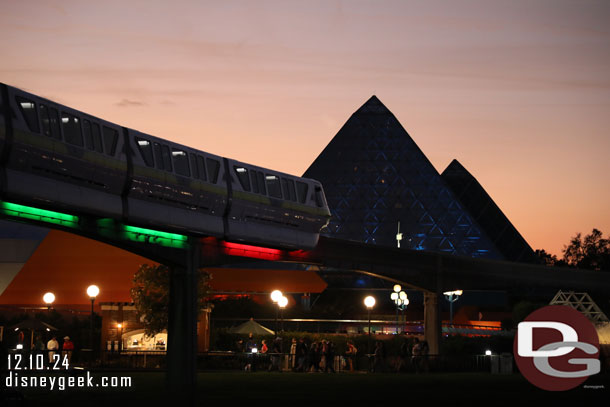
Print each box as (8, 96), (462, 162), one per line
(235, 333), (430, 373)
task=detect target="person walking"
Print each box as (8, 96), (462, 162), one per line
(289, 338), (297, 371)
(61, 336), (74, 365)
(324, 340), (336, 373)
(345, 341), (357, 372)
(268, 337), (283, 372)
(47, 336), (59, 364)
(295, 338), (308, 372)
(411, 338), (422, 373)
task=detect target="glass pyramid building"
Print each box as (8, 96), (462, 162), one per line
(441, 159), (538, 263)
(304, 96), (505, 259)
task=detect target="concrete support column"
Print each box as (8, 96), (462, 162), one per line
(167, 238), (199, 400)
(423, 291), (441, 355)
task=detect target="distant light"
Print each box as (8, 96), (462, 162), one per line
(444, 290), (463, 297)
(390, 292), (398, 301)
(485, 350), (492, 356)
(14, 328), (19, 331)
(266, 175), (278, 180)
(61, 118), (69, 123)
(393, 284), (401, 292)
(87, 285), (100, 298)
(364, 296), (376, 308)
(43, 292), (55, 305)
(404, 299), (410, 306)
(278, 296), (288, 308)
(46, 328), (50, 332)
(16, 344), (23, 350)
(236, 167), (247, 173)
(399, 291), (407, 300)
(270, 290), (282, 303)
(251, 348), (258, 354)
(171, 150), (186, 156)
(117, 323), (122, 329)
(137, 140), (149, 146)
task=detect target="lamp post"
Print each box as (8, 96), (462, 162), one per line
(278, 296), (288, 332)
(364, 295), (375, 354)
(117, 323), (123, 352)
(87, 285), (99, 350)
(270, 290), (282, 333)
(43, 292), (55, 312)
(399, 290), (409, 333)
(390, 286), (409, 334)
(443, 290), (463, 326)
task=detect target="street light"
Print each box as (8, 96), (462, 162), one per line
(117, 323), (123, 352)
(364, 295), (375, 354)
(278, 295), (288, 331)
(270, 289), (283, 333)
(43, 292), (55, 311)
(87, 285), (99, 350)
(390, 285), (409, 334)
(443, 289), (463, 326)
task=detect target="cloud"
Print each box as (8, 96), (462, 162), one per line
(116, 99), (146, 107)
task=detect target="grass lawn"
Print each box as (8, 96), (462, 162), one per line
(10, 370), (609, 406)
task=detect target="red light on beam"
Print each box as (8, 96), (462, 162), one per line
(222, 242), (284, 260)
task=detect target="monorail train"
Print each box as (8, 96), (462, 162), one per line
(0, 83), (330, 249)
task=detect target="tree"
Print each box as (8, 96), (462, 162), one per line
(130, 264), (211, 336)
(562, 228), (610, 271)
(534, 249), (567, 267)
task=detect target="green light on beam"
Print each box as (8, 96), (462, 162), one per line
(0, 201), (79, 227)
(121, 225), (188, 248)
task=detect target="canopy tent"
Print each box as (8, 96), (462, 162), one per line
(10, 319), (58, 349)
(229, 318), (275, 335)
(10, 319), (58, 331)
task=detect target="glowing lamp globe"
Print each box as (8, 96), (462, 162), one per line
(390, 292), (398, 301)
(270, 290), (282, 303)
(393, 284), (402, 292)
(364, 296), (376, 308)
(278, 295), (288, 308)
(87, 285), (100, 299)
(43, 292), (55, 305)
(399, 291), (407, 300)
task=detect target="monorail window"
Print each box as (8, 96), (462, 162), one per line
(136, 138), (154, 167)
(281, 178), (297, 202)
(206, 158), (220, 184)
(234, 166), (251, 191)
(103, 126), (118, 156)
(161, 145), (172, 171)
(189, 154), (199, 179)
(197, 156), (207, 181)
(16, 96), (39, 133)
(61, 112), (83, 147)
(314, 186), (324, 208)
(40, 104), (60, 139)
(266, 175), (282, 199)
(250, 170), (259, 194)
(296, 181), (308, 204)
(91, 122), (103, 152)
(257, 171), (266, 195)
(84, 120), (103, 153)
(153, 143), (164, 170)
(172, 149), (190, 177)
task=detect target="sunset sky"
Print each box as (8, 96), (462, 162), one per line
(1, 0), (609, 256)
